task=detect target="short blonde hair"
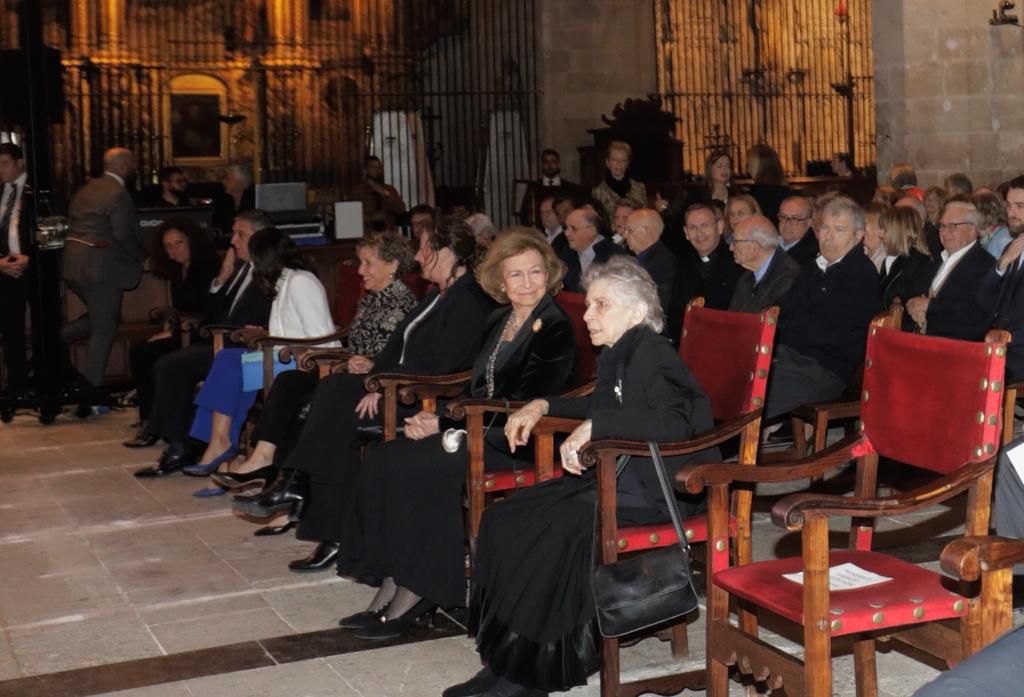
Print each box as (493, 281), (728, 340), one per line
(475, 227), (565, 303)
(607, 140), (632, 159)
(879, 206), (927, 257)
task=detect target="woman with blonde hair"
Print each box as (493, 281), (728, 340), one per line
(591, 140), (647, 220)
(878, 205), (930, 308)
(745, 143), (793, 224)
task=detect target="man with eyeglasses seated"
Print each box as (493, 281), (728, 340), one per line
(901, 200), (993, 340)
(621, 207), (684, 342)
(557, 206), (627, 292)
(679, 201), (744, 310)
(728, 215), (801, 313)
(763, 195), (882, 422)
(777, 195), (820, 268)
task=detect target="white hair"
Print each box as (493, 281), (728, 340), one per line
(582, 255), (665, 334)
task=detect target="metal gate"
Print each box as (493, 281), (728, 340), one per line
(655, 0), (875, 177)
(0, 0), (539, 226)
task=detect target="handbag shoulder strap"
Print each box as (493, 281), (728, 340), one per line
(647, 442), (693, 557)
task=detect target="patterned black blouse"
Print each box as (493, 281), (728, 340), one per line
(346, 278), (418, 356)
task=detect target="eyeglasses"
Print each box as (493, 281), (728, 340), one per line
(938, 221), (974, 232)
(778, 215), (811, 225)
(685, 222), (717, 234)
(729, 238), (758, 245)
(623, 225), (648, 234)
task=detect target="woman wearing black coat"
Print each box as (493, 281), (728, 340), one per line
(444, 256), (719, 697)
(335, 228), (576, 639)
(233, 218), (495, 567)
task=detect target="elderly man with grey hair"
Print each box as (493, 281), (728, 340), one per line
(901, 200), (994, 340)
(728, 215), (801, 313)
(623, 208), (684, 342)
(764, 196), (882, 421)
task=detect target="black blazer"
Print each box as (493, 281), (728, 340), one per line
(439, 293), (575, 433)
(559, 237), (628, 293)
(169, 257), (220, 315)
(373, 271), (496, 375)
(729, 249), (801, 313)
(882, 249), (935, 309)
(637, 240), (685, 343)
(777, 249), (883, 384)
(1, 181), (34, 258)
(782, 231), (820, 269)
(979, 258), (1024, 380)
(902, 242), (994, 341)
(546, 325), (719, 519)
(548, 230), (569, 255)
(680, 240), (744, 310)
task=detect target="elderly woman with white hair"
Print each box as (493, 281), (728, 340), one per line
(443, 255), (719, 697)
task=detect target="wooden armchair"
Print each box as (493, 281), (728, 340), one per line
(680, 326), (1024, 697)
(547, 299), (780, 697)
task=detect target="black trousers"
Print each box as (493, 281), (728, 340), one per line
(146, 344), (214, 444)
(289, 371), (412, 543)
(250, 369), (319, 466)
(128, 336), (179, 421)
(0, 273), (28, 391)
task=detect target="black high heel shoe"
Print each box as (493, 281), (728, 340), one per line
(338, 603), (389, 630)
(232, 468), (307, 520)
(353, 599), (437, 640)
(211, 464), (276, 489)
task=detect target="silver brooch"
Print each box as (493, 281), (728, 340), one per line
(614, 379), (623, 404)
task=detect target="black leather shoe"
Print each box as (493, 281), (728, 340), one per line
(442, 667), (498, 697)
(232, 468), (307, 519)
(353, 598), (437, 640)
(253, 521), (296, 537)
(211, 464), (276, 489)
(288, 541), (340, 572)
(133, 443), (198, 479)
(338, 606), (387, 630)
(123, 422), (158, 448)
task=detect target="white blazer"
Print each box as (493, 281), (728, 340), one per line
(268, 268), (340, 346)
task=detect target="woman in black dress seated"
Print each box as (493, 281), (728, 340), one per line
(444, 255), (718, 697)
(124, 218), (219, 448)
(209, 230), (417, 499)
(232, 218), (495, 567)
(335, 227), (576, 639)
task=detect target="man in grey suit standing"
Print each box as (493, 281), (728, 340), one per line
(62, 147), (144, 393)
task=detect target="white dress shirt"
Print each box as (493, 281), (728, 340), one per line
(929, 242), (975, 296)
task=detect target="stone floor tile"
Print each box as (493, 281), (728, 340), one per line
(0, 631), (21, 682)
(0, 499), (70, 538)
(0, 532), (102, 582)
(43, 469), (148, 501)
(327, 635), (482, 697)
(184, 658), (358, 697)
(7, 610), (162, 677)
(223, 548), (312, 586)
(148, 608), (295, 655)
(94, 684), (194, 697)
(0, 569), (127, 627)
(259, 578), (357, 633)
(137, 592), (271, 626)
(60, 493), (172, 528)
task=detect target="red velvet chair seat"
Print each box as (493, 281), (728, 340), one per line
(713, 550), (968, 637)
(615, 514), (738, 553)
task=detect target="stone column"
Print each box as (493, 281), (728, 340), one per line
(535, 0), (657, 182)
(267, 0), (309, 57)
(873, 0), (1024, 186)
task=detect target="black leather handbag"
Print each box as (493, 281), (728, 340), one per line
(591, 442), (700, 638)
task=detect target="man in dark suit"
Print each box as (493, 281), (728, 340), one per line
(0, 144), (33, 395)
(62, 147), (144, 393)
(518, 149), (581, 225)
(728, 215), (801, 313)
(134, 209), (274, 477)
(979, 176), (1024, 381)
(902, 201), (993, 340)
(778, 195), (819, 268)
(537, 194), (568, 254)
(623, 208), (684, 343)
(765, 196), (883, 420)
(558, 206), (627, 292)
(680, 202), (744, 309)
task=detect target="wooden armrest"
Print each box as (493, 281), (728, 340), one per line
(580, 411), (762, 466)
(297, 349), (352, 372)
(534, 415), (585, 434)
(251, 328), (347, 351)
(229, 327), (269, 345)
(398, 380), (470, 406)
(148, 305), (179, 324)
(791, 400), (861, 422)
(178, 314), (202, 332)
(678, 433), (863, 494)
(364, 370), (472, 393)
(447, 397), (528, 419)
(199, 323), (241, 339)
(769, 458), (993, 531)
(941, 535), (1024, 581)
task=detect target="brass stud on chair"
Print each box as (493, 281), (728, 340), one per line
(682, 328), (687, 338)
(865, 358), (873, 369)
(989, 415), (999, 426)
(980, 378), (990, 390)
(986, 443), (995, 454)
(871, 327), (878, 336)
(992, 380), (1003, 392)
(760, 344), (770, 355)
(748, 371), (754, 382)
(986, 346), (994, 357)
(514, 474), (526, 484)
(997, 346), (1007, 357)
(953, 599), (965, 613)
(753, 397), (763, 407)
(872, 612), (884, 624)
(913, 607), (925, 619)
(766, 315), (777, 326)
(617, 539), (628, 550)
(684, 528), (695, 540)
(974, 446), (984, 458)
(977, 411), (986, 424)
(758, 368), (767, 378)
(649, 533), (660, 544)
(484, 480), (495, 489)
(831, 619), (843, 632)
(862, 390), (870, 402)
(715, 540), (726, 552)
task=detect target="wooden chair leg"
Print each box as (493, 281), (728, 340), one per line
(853, 635), (877, 697)
(791, 415), (808, 458)
(670, 621), (689, 660)
(601, 636), (620, 697)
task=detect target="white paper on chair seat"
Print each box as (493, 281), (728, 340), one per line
(1006, 439), (1024, 486)
(782, 563), (893, 591)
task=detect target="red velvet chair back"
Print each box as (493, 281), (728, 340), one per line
(860, 327), (1007, 475)
(679, 299), (778, 423)
(555, 290), (598, 386)
(332, 263), (365, 329)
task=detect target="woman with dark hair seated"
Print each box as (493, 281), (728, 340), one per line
(335, 227), (575, 639)
(209, 230), (418, 499)
(123, 218), (220, 448)
(181, 227), (336, 490)
(444, 255), (718, 697)
(232, 218), (495, 569)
